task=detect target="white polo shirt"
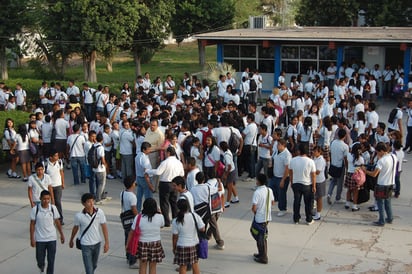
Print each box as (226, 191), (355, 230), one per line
(289, 156), (316, 186)
(243, 122), (258, 146)
(92, 144), (105, 173)
(119, 129), (134, 155)
(330, 140), (349, 167)
(272, 149), (291, 178)
(30, 204), (60, 242)
(74, 208), (106, 246)
(376, 154), (397, 186)
(44, 159), (63, 187)
(67, 133), (86, 157)
(120, 190), (137, 212)
(252, 185), (274, 223)
(204, 146), (221, 168)
(28, 174), (52, 203)
(172, 212), (205, 247)
(313, 155), (326, 183)
(132, 213), (164, 242)
(54, 118), (69, 140)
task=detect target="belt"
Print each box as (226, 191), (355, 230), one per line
(160, 181), (171, 184)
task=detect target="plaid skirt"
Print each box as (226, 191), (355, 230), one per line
(137, 241), (165, 262)
(344, 172), (357, 190)
(322, 146), (330, 162)
(174, 245), (198, 266)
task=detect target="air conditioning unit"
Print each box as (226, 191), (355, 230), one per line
(249, 16), (266, 29)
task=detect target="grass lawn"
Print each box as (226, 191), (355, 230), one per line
(6, 42), (217, 100)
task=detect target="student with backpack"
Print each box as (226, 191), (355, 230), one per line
(90, 133), (110, 204)
(30, 190), (64, 274)
(387, 102), (403, 138)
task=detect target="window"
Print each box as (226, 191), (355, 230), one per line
(281, 45), (336, 75)
(222, 45), (275, 73)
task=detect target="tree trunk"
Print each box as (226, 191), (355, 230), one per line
(106, 58), (113, 72)
(198, 40), (205, 67)
(133, 50), (141, 78)
(88, 50), (97, 83)
(82, 54), (89, 81)
(0, 46), (8, 80)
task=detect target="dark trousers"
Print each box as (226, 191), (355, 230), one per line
(405, 126), (412, 150)
(383, 80), (392, 97)
(207, 213), (224, 246)
(269, 176), (289, 211)
(52, 186), (63, 222)
(36, 241), (56, 274)
(255, 222), (268, 262)
(84, 103), (94, 122)
(292, 183), (314, 223)
(241, 145), (257, 178)
(159, 182), (178, 226)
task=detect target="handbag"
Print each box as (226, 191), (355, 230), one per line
(120, 191), (136, 230)
(352, 168), (366, 187)
(357, 186), (370, 204)
(207, 153), (225, 178)
(191, 213), (208, 259)
(127, 214), (142, 255)
(328, 164), (343, 178)
(250, 187), (269, 241)
(374, 185), (393, 199)
(76, 209), (98, 250)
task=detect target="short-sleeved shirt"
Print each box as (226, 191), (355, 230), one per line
(314, 155), (326, 182)
(92, 144), (105, 173)
(376, 154), (397, 186)
(67, 133), (86, 157)
(135, 152), (152, 177)
(131, 214), (164, 242)
(120, 129), (134, 155)
(172, 212), (204, 247)
(120, 190), (137, 212)
(289, 156), (316, 186)
(54, 118), (69, 140)
(272, 149), (291, 178)
(28, 174), (52, 203)
(204, 145), (220, 168)
(30, 204), (60, 242)
(74, 208), (106, 246)
(252, 185), (274, 223)
(44, 159), (63, 187)
(330, 140), (349, 167)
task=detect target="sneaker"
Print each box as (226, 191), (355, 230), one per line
(351, 206), (360, 212)
(385, 218), (393, 224)
(129, 263), (139, 269)
(224, 202), (230, 208)
(66, 163), (71, 169)
(403, 159), (408, 163)
(23, 177), (28, 182)
(408, 149), (412, 154)
(327, 195), (332, 205)
(106, 174), (115, 179)
(369, 206), (379, 212)
(230, 197), (239, 204)
(277, 211), (286, 217)
(313, 213), (321, 220)
(307, 220), (315, 225)
(214, 244), (225, 250)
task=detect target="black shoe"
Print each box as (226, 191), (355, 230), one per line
(254, 257), (268, 264)
(253, 253), (260, 259)
(385, 218), (393, 224)
(372, 221), (384, 227)
(369, 207), (379, 212)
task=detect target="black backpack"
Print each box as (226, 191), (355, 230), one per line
(228, 128), (240, 154)
(249, 79), (257, 92)
(182, 135), (194, 160)
(388, 108), (398, 124)
(87, 144), (101, 168)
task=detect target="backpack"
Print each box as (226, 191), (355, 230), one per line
(87, 144), (101, 168)
(45, 89), (52, 99)
(200, 129), (212, 147)
(388, 108), (398, 124)
(35, 204), (55, 220)
(228, 127), (240, 154)
(249, 79), (257, 92)
(182, 134), (194, 160)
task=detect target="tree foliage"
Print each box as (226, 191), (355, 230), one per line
(129, 0), (174, 78)
(171, 0), (236, 44)
(362, 0), (412, 27)
(295, 0), (359, 26)
(0, 0), (29, 80)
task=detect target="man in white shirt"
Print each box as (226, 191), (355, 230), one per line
(382, 64), (394, 98)
(251, 174), (274, 264)
(28, 163), (54, 208)
(172, 176), (195, 212)
(255, 124), (272, 178)
(93, 133), (110, 203)
(69, 193), (109, 274)
(289, 143), (316, 225)
(14, 83), (27, 110)
(146, 146), (184, 227)
(82, 83), (95, 121)
(366, 102), (379, 143)
(30, 190), (64, 274)
(363, 142), (396, 226)
(39, 81), (49, 110)
(387, 102), (403, 137)
(67, 124), (87, 185)
(326, 62), (337, 89)
(119, 120), (135, 179)
(241, 113), (258, 179)
(44, 150), (65, 225)
(135, 142), (154, 212)
(66, 80), (80, 102)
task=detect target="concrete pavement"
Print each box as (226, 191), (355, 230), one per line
(1, 99), (412, 274)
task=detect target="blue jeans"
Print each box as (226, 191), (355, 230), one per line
(255, 157), (270, 177)
(376, 197), (393, 224)
(36, 241), (56, 274)
(394, 174), (400, 196)
(88, 166), (96, 197)
(81, 242), (101, 274)
(269, 176), (289, 211)
(136, 176), (153, 212)
(71, 156), (86, 185)
(292, 183), (314, 223)
(327, 167), (345, 201)
(84, 103), (94, 122)
(121, 154), (134, 179)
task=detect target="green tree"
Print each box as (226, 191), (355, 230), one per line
(0, 0), (28, 80)
(362, 0), (412, 26)
(295, 0), (359, 26)
(130, 0), (174, 78)
(71, 0), (140, 82)
(170, 0), (236, 65)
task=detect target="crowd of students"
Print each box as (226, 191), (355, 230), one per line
(3, 64), (411, 273)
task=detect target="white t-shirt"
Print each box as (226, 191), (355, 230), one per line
(30, 204), (60, 242)
(74, 208), (106, 246)
(257, 133), (272, 159)
(119, 129), (134, 155)
(15, 133), (30, 151)
(67, 133), (86, 157)
(120, 190), (137, 212)
(272, 149), (292, 178)
(289, 156), (316, 186)
(330, 140), (349, 167)
(223, 150), (235, 172)
(204, 145), (220, 168)
(346, 153), (365, 173)
(28, 174), (52, 203)
(92, 144), (106, 173)
(44, 159), (63, 187)
(179, 191), (195, 213)
(243, 122), (258, 146)
(376, 154), (397, 186)
(172, 212), (205, 247)
(131, 214), (164, 242)
(55, 118), (69, 139)
(190, 183), (216, 206)
(314, 155), (326, 182)
(186, 168), (199, 191)
(252, 185), (274, 223)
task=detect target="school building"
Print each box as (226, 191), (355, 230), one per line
(195, 26), (412, 94)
